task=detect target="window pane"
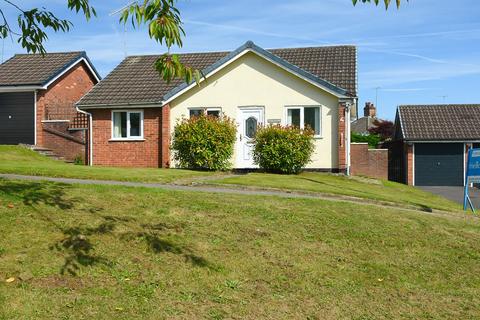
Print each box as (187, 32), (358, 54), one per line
(130, 112), (141, 137)
(304, 107), (320, 135)
(245, 116), (257, 138)
(113, 112), (127, 138)
(189, 109), (203, 118)
(207, 110), (220, 118)
(287, 109), (301, 127)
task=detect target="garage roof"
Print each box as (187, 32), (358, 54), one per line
(0, 51), (100, 87)
(397, 104), (480, 141)
(76, 41), (357, 108)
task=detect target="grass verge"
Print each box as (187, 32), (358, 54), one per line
(0, 179), (479, 319)
(0, 146), (214, 183)
(211, 172), (462, 212)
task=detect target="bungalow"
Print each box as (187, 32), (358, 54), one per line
(76, 41), (358, 171)
(392, 104), (480, 186)
(0, 52), (100, 161)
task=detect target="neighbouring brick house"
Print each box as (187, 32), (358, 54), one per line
(391, 104), (480, 186)
(351, 102), (379, 135)
(0, 52), (100, 162)
(77, 41), (358, 171)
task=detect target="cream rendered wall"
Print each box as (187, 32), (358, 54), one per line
(169, 51), (340, 169)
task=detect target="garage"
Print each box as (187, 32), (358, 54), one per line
(393, 104), (480, 186)
(0, 92), (35, 145)
(414, 143), (464, 186)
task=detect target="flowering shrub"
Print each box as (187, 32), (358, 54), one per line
(171, 114), (236, 170)
(253, 125), (314, 174)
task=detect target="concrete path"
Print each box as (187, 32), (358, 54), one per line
(0, 173), (358, 201)
(0, 173), (462, 217)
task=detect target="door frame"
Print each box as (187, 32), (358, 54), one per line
(235, 106), (265, 168)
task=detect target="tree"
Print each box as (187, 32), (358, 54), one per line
(0, 0), (405, 83)
(0, 0), (201, 83)
(352, 0), (406, 9)
(368, 119), (394, 141)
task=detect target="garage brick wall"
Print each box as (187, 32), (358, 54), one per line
(36, 62), (96, 153)
(350, 143), (388, 180)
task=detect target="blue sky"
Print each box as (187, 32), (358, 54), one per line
(3, 0), (480, 120)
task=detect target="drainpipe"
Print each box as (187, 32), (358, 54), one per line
(75, 106), (93, 166)
(345, 101), (352, 176)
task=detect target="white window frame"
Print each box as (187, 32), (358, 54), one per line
(111, 110), (144, 141)
(188, 107), (222, 118)
(284, 105), (322, 138)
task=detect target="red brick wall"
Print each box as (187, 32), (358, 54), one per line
(161, 104), (170, 168)
(406, 144), (414, 185)
(338, 102), (347, 172)
(90, 108), (162, 167)
(36, 61), (97, 157)
(42, 121), (86, 162)
(351, 143), (388, 180)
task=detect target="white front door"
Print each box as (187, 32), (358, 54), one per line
(236, 107), (264, 168)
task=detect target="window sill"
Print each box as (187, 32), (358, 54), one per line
(109, 138), (145, 142)
(313, 136), (323, 140)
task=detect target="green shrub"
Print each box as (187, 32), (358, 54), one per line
(253, 125), (315, 174)
(171, 114), (237, 170)
(73, 154), (84, 165)
(351, 132), (381, 148)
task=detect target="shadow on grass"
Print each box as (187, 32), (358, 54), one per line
(0, 180), (212, 275)
(0, 180), (78, 210)
(121, 222), (212, 269)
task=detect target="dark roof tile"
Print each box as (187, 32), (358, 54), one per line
(398, 104), (480, 140)
(0, 52), (97, 86)
(77, 44), (357, 107)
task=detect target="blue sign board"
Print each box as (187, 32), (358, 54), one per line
(463, 148), (480, 211)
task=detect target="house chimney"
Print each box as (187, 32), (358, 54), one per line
(364, 102), (376, 118)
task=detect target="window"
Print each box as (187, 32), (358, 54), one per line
(189, 107), (222, 118)
(286, 106), (321, 136)
(206, 109), (220, 118)
(245, 116), (258, 138)
(112, 110), (143, 139)
(189, 108), (203, 118)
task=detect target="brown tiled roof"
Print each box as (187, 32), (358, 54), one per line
(397, 104), (480, 141)
(77, 43), (357, 107)
(0, 52), (98, 87)
(351, 116), (377, 135)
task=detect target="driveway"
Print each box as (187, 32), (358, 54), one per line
(419, 186), (480, 208)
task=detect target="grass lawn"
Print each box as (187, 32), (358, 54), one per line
(211, 172), (462, 212)
(1, 179), (480, 319)
(0, 146), (461, 212)
(0, 146), (214, 183)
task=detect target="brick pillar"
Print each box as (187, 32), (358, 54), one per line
(161, 104), (171, 168)
(338, 102), (347, 173)
(406, 143), (414, 185)
(35, 91), (45, 146)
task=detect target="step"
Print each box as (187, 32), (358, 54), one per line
(25, 145), (74, 164)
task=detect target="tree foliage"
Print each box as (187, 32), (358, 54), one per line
(0, 0), (95, 54)
(368, 119), (394, 141)
(1, 0), (405, 83)
(352, 0), (407, 9)
(351, 132), (381, 149)
(119, 0), (203, 84)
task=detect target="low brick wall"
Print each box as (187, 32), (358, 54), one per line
(351, 143), (388, 180)
(42, 121), (86, 162)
